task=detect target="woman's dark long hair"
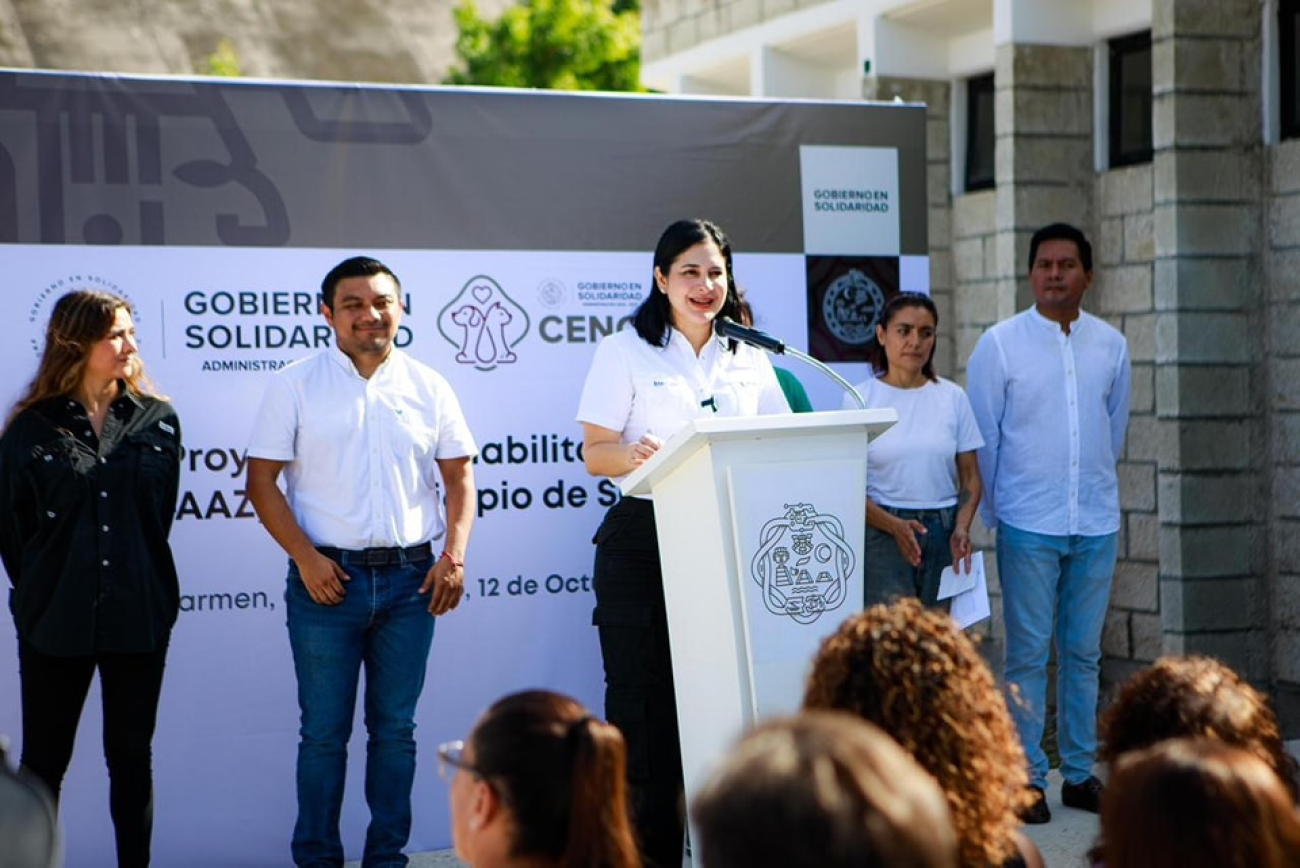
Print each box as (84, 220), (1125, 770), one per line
(632, 218), (742, 350)
(470, 690), (640, 868)
(866, 292), (939, 381)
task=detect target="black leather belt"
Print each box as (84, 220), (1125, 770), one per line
(316, 541), (434, 566)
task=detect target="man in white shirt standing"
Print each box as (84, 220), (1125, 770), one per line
(966, 223), (1130, 825)
(246, 256), (477, 867)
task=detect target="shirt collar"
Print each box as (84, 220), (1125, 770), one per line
(1028, 305), (1084, 335)
(327, 343), (398, 379)
(661, 326), (727, 360)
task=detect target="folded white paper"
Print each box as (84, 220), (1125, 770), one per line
(939, 551), (991, 629)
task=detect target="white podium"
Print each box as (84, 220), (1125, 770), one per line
(621, 408), (895, 864)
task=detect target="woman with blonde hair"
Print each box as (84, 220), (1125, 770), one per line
(804, 600), (1041, 868)
(0, 289), (182, 867)
(441, 690), (641, 868)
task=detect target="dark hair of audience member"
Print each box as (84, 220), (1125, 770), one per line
(803, 600), (1036, 868)
(468, 690), (640, 868)
(691, 711), (958, 868)
(1100, 738), (1300, 868)
(1098, 655), (1299, 801)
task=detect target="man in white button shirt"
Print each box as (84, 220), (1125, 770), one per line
(246, 257), (477, 867)
(966, 224), (1130, 825)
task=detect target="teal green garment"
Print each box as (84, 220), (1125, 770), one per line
(774, 366), (813, 412)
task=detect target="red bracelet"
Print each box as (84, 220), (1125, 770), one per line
(440, 550), (464, 568)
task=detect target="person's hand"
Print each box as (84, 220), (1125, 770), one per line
(421, 555), (464, 616)
(891, 517), (926, 567)
(628, 432), (663, 470)
(950, 527), (973, 574)
(296, 550), (350, 605)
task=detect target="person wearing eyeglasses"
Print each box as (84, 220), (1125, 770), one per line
(438, 690), (641, 868)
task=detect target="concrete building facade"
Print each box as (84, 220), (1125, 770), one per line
(643, 0), (1300, 732)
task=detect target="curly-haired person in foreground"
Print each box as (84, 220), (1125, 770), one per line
(1098, 654), (1299, 801)
(804, 600), (1043, 868)
(692, 711), (958, 868)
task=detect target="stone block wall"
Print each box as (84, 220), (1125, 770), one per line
(1095, 164), (1160, 686)
(1151, 0), (1270, 691)
(1269, 136), (1300, 725)
(642, 0), (828, 63)
(866, 76), (957, 376)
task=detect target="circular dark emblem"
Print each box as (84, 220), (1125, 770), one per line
(821, 269), (885, 346)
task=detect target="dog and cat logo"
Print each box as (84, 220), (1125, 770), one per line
(437, 275), (530, 372)
(750, 502), (854, 625)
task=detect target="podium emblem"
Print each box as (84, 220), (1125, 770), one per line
(750, 503), (854, 625)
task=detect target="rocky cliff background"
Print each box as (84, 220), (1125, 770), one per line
(0, 0), (512, 83)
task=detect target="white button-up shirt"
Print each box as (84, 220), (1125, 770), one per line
(965, 307), (1130, 537)
(576, 327), (790, 484)
(247, 346), (477, 549)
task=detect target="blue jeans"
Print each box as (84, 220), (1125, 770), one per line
(996, 522), (1117, 790)
(285, 553), (436, 868)
(865, 506), (955, 608)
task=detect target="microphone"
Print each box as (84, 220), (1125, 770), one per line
(713, 316), (786, 354)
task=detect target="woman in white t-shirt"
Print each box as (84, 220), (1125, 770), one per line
(576, 218), (789, 868)
(845, 292), (984, 608)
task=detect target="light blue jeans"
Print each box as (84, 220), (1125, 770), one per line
(285, 553), (436, 868)
(996, 522), (1117, 790)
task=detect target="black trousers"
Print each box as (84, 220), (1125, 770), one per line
(17, 636), (170, 868)
(591, 496), (684, 868)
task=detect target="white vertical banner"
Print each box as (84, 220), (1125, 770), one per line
(727, 458), (865, 718)
(799, 145), (901, 256)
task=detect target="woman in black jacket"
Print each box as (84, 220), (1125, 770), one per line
(0, 289), (182, 868)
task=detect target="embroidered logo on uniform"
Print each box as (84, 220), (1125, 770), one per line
(158, 421), (176, 436)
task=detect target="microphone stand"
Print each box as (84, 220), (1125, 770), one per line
(779, 345), (867, 409)
(715, 317), (866, 409)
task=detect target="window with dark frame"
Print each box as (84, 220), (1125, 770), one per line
(1108, 31), (1153, 167)
(1283, 0), (1299, 139)
(965, 73), (995, 192)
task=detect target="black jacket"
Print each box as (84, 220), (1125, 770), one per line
(0, 391), (182, 656)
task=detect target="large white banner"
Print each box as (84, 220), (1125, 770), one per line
(0, 70), (927, 866)
(3, 245), (827, 865)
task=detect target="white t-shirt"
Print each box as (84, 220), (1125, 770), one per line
(247, 346), (478, 549)
(577, 327), (790, 484)
(842, 376), (984, 509)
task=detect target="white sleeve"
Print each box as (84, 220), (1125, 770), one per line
(965, 332), (1005, 527)
(953, 384), (985, 452)
(434, 382), (478, 460)
(246, 375), (299, 462)
(576, 336), (634, 433)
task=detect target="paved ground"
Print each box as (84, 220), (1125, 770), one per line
(354, 768), (1100, 868)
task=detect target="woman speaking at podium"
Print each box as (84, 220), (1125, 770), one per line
(576, 218), (789, 868)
